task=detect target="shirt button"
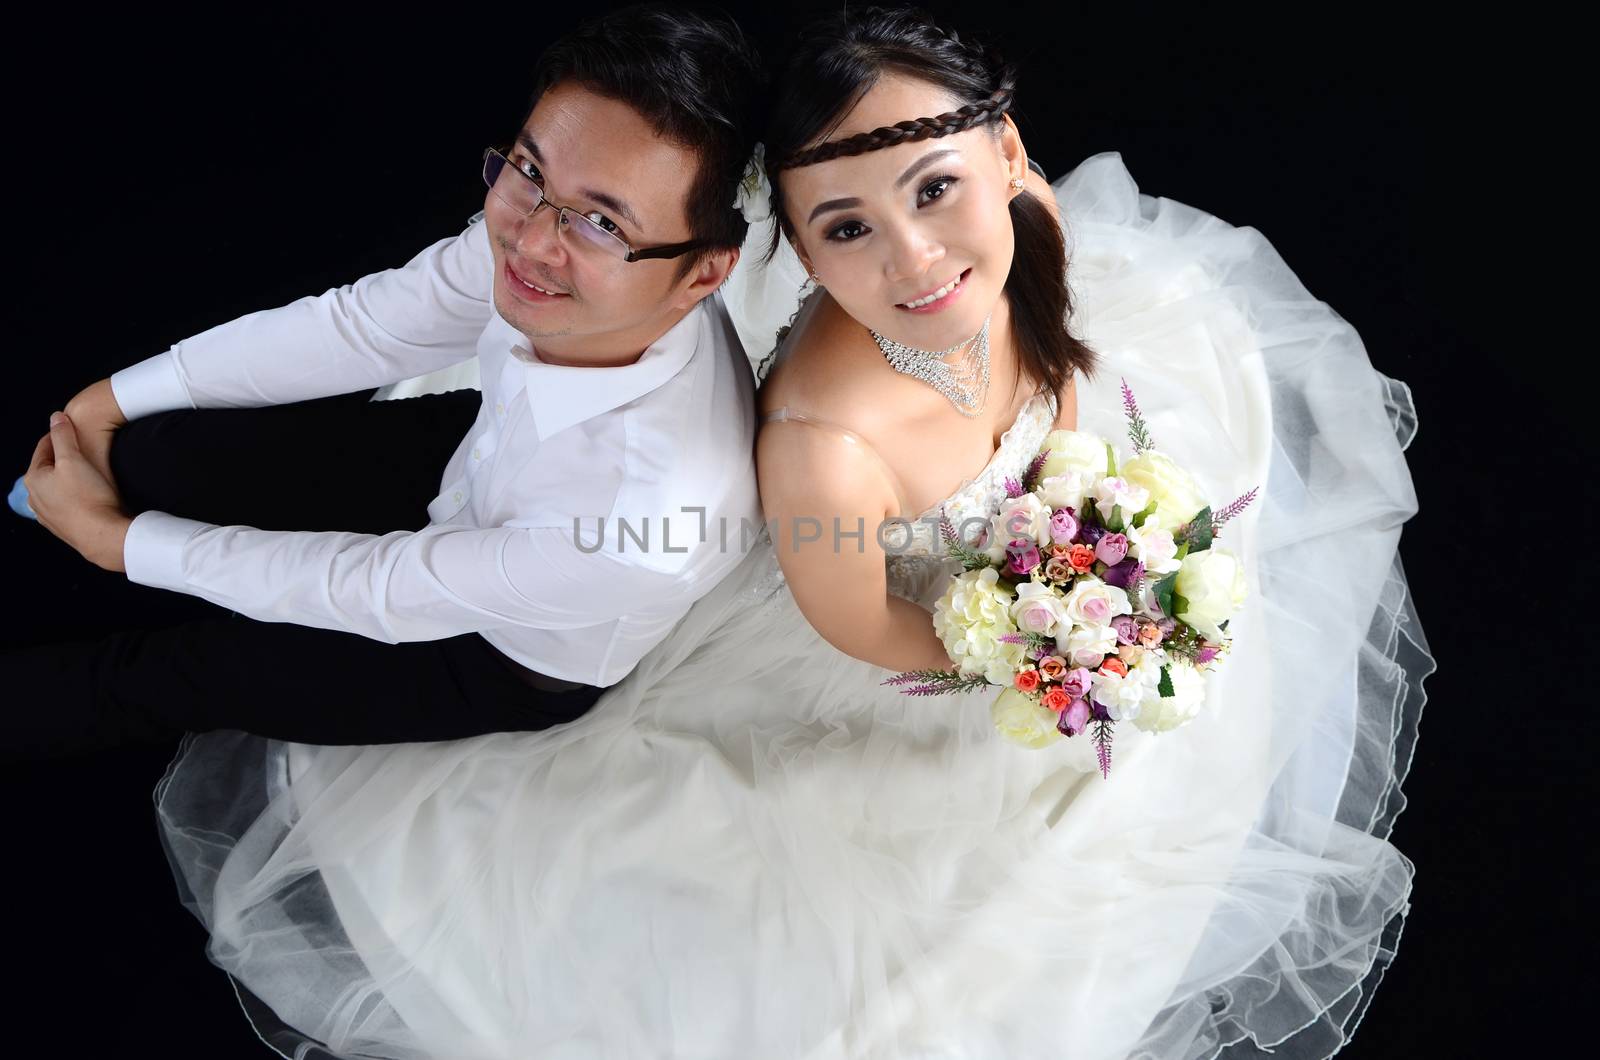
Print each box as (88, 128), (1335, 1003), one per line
(453, 491), (463, 504)
(495, 402), (506, 416)
(472, 447), (482, 461)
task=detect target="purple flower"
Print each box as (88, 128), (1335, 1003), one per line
(1110, 614), (1139, 645)
(1094, 532), (1128, 566)
(1057, 698), (1091, 736)
(1005, 539), (1041, 575)
(1059, 666), (1094, 700)
(1196, 645), (1220, 665)
(1157, 617), (1177, 635)
(1076, 522), (1105, 548)
(1101, 557), (1145, 590)
(1049, 507), (1079, 545)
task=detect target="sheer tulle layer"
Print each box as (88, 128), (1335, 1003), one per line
(154, 152), (1432, 1060)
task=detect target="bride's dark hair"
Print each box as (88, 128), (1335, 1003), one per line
(763, 5), (1097, 406)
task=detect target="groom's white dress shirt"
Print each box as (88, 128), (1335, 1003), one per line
(108, 216), (761, 687)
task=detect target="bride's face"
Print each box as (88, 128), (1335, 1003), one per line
(781, 74), (1028, 350)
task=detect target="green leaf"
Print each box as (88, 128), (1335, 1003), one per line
(1185, 506), (1214, 552)
(1106, 506), (1125, 533)
(1174, 541), (1190, 561)
(1131, 499), (1159, 527)
(1157, 665), (1175, 698)
(1171, 591), (1190, 621)
(1104, 441), (1118, 477)
(1154, 571), (1179, 618)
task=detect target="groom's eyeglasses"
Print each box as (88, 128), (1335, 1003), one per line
(481, 148), (708, 264)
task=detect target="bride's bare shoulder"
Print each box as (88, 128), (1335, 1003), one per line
(757, 292), (893, 430)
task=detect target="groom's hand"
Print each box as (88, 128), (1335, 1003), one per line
(24, 412), (132, 573)
(62, 377), (126, 485)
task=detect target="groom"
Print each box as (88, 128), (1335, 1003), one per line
(5, 5), (765, 758)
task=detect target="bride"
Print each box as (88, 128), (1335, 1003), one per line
(156, 7), (1431, 1059)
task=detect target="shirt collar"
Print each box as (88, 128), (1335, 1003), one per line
(498, 304), (704, 443)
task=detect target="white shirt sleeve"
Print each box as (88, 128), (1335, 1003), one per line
(122, 510), (679, 640)
(110, 218), (494, 420)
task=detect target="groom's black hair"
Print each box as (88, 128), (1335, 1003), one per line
(522, 4), (766, 277)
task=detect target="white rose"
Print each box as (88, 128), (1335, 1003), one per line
(1057, 622), (1119, 668)
(1010, 580), (1070, 637)
(1060, 577), (1133, 630)
(1035, 469), (1091, 513)
(731, 144), (772, 224)
(931, 567), (1027, 681)
(991, 687), (1064, 748)
(1036, 430), (1111, 481)
(1173, 548), (1248, 641)
(1120, 450), (1206, 527)
(1127, 515), (1181, 575)
(1090, 476), (1151, 525)
(1089, 667), (1148, 722)
(984, 493), (1052, 561)
(1134, 658), (1207, 733)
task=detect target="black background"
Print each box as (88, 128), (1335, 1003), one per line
(0, 4), (1565, 1057)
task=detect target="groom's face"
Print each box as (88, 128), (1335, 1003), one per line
(485, 81), (711, 364)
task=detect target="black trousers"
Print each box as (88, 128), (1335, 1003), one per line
(2, 388), (608, 761)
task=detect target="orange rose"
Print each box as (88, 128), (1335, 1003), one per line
(1068, 544), (1096, 572)
(1041, 687), (1071, 713)
(1037, 655), (1067, 681)
(1098, 657), (1129, 678)
(1014, 669), (1041, 692)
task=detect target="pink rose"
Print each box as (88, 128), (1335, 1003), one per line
(1059, 666), (1093, 700)
(1094, 532), (1128, 566)
(1058, 698), (1091, 736)
(1006, 539), (1042, 576)
(1080, 595), (1111, 624)
(1049, 508), (1079, 545)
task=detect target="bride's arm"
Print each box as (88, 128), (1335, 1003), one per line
(756, 423), (954, 674)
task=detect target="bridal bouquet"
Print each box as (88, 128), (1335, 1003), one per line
(884, 380), (1258, 778)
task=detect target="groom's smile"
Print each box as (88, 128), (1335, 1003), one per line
(483, 81), (730, 370)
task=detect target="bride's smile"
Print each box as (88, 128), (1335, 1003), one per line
(779, 73), (1025, 352)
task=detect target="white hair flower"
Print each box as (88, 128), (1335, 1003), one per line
(732, 143), (772, 224)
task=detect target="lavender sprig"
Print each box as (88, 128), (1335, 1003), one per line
(1003, 475), (1026, 499)
(1211, 487), (1259, 534)
(1120, 377), (1154, 454)
(882, 670), (994, 696)
(1091, 717), (1115, 779)
(1021, 449), (1051, 492)
(939, 514), (992, 571)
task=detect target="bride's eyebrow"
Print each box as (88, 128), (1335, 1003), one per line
(806, 147), (964, 224)
(893, 148), (960, 189)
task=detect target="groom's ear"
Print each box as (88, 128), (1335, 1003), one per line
(671, 246), (740, 310)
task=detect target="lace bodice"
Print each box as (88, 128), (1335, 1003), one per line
(755, 390), (1059, 608)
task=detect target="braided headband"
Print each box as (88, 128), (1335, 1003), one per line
(778, 87), (1015, 170)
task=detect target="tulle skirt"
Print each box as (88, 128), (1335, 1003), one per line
(154, 152), (1433, 1059)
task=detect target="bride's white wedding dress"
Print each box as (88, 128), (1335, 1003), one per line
(154, 152), (1432, 1060)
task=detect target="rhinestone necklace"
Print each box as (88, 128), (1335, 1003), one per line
(870, 314), (992, 417)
